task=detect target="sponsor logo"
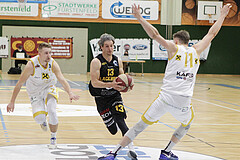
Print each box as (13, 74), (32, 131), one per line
(113, 60), (118, 66)
(159, 44), (167, 51)
(176, 71), (194, 80)
(0, 144), (222, 160)
(133, 44), (147, 50)
(110, 1), (150, 19)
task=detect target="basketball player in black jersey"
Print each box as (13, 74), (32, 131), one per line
(89, 33), (137, 159)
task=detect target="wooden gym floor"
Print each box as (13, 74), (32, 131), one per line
(0, 72), (239, 159)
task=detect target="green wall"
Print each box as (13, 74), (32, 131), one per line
(0, 20), (239, 74)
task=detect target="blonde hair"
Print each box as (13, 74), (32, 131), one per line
(38, 42), (51, 50)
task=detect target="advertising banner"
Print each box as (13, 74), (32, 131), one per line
(152, 40), (211, 60)
(102, 0), (159, 20)
(90, 38), (150, 60)
(42, 0), (99, 18)
(0, 3), (38, 16)
(11, 37), (73, 59)
(89, 38), (123, 58)
(0, 37), (9, 58)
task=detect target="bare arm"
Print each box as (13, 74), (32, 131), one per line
(193, 4), (232, 55)
(90, 58), (122, 91)
(7, 61), (33, 112)
(52, 60), (79, 102)
(132, 4), (177, 58)
(118, 59), (124, 75)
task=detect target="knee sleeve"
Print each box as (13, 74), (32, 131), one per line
(173, 124), (190, 140)
(115, 118), (129, 136)
(47, 95), (58, 125)
(34, 114), (46, 124)
(125, 119), (149, 141)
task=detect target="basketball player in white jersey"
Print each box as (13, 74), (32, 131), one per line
(7, 42), (80, 149)
(98, 3), (232, 160)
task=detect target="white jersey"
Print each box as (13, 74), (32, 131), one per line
(161, 45), (200, 97)
(26, 55), (57, 96)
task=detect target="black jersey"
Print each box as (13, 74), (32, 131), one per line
(89, 54), (120, 97)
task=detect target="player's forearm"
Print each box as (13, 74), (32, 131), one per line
(10, 84), (21, 103)
(207, 15), (226, 37)
(59, 79), (73, 95)
(91, 80), (114, 88)
(137, 16), (160, 39)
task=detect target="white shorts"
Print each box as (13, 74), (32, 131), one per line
(29, 85), (58, 119)
(141, 91), (194, 127)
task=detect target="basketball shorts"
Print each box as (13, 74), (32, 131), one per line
(29, 85), (58, 119)
(95, 94), (127, 128)
(142, 91), (194, 127)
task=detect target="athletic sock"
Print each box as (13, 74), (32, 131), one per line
(112, 144), (123, 154)
(164, 141), (176, 152)
(51, 132), (57, 138)
(127, 142), (134, 150)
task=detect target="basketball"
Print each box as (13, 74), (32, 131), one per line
(115, 74), (134, 92)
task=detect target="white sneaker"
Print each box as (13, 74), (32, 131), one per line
(40, 122), (48, 132)
(127, 150), (138, 160)
(48, 137), (57, 149)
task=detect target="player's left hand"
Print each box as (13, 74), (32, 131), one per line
(221, 3), (232, 17)
(69, 92), (80, 102)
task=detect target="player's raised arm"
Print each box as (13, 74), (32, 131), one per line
(193, 4), (232, 55)
(7, 61), (33, 112)
(132, 4), (177, 57)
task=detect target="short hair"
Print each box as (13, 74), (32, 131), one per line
(98, 33), (115, 47)
(38, 42), (51, 50)
(18, 45), (23, 49)
(173, 30), (190, 44)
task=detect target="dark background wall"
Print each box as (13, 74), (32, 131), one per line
(0, 20), (239, 74)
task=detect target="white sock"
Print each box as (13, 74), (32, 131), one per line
(128, 142), (134, 151)
(51, 132), (57, 138)
(164, 141), (176, 152)
(112, 144), (123, 154)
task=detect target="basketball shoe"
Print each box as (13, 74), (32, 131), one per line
(98, 152), (116, 160)
(127, 150), (138, 160)
(48, 137), (57, 149)
(159, 150), (178, 160)
(40, 122), (48, 131)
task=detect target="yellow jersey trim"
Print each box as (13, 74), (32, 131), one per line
(29, 59), (35, 76)
(141, 92), (161, 125)
(33, 111), (48, 118)
(182, 106), (194, 127)
(38, 57), (48, 70)
(168, 45), (179, 60)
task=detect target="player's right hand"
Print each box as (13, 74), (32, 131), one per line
(7, 102), (15, 113)
(112, 79), (124, 91)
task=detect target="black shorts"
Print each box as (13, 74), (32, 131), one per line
(95, 95), (127, 128)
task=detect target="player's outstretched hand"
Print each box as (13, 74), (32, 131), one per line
(69, 92), (80, 103)
(132, 4), (141, 19)
(7, 102), (15, 113)
(221, 3), (232, 17)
